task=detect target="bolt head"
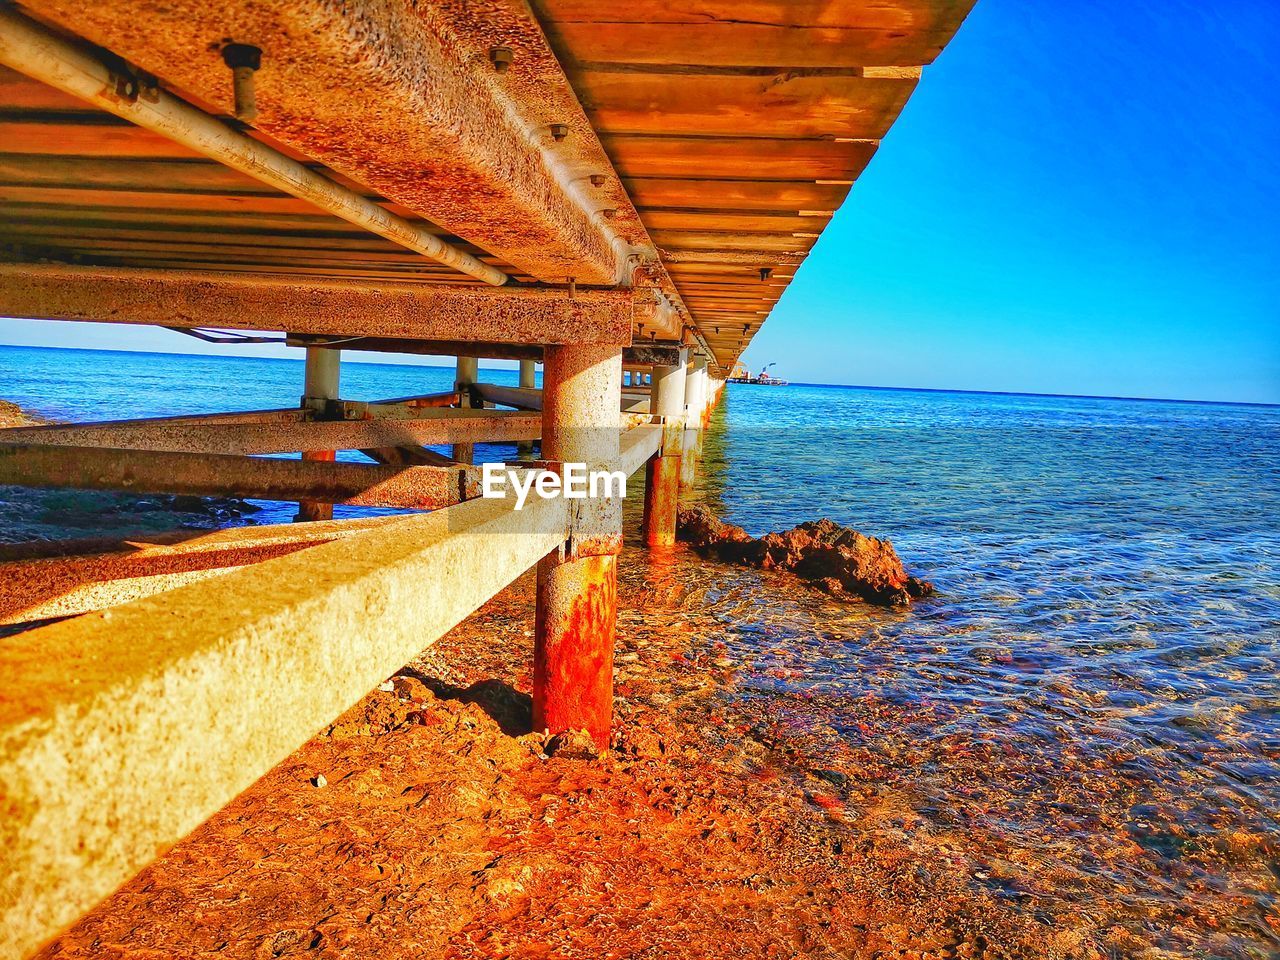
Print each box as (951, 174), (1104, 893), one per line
(489, 46), (514, 73)
(221, 43), (262, 71)
(550, 123), (570, 142)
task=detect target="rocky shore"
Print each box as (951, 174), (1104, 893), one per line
(38, 544), (1094, 959)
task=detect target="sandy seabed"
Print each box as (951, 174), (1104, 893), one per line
(35, 546), (1092, 960)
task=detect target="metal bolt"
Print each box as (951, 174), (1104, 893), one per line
(589, 174), (606, 188)
(549, 123), (569, 143)
(221, 43), (262, 122)
(759, 267), (773, 281)
(600, 208), (618, 220)
(489, 46), (514, 73)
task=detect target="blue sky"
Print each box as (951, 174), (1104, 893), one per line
(745, 0), (1280, 403)
(1, 1), (1276, 403)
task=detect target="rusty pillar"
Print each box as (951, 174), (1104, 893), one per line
(295, 346), (340, 522)
(517, 358), (537, 458)
(642, 348), (688, 548)
(680, 355), (708, 492)
(452, 355), (479, 464)
(533, 343), (623, 748)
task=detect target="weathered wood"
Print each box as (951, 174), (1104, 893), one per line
(530, 0), (975, 68)
(575, 70), (917, 140)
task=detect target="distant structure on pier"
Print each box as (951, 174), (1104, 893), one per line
(729, 362), (789, 386)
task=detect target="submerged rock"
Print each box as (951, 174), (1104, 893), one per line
(676, 504), (933, 606)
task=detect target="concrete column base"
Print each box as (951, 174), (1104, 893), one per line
(533, 552), (617, 748)
(642, 453), (682, 547)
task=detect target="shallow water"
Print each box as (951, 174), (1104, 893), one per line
(679, 383), (1280, 958)
(3, 346), (1278, 956)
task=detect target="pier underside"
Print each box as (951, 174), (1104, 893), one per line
(0, 1), (973, 954)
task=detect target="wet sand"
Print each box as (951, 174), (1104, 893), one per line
(35, 545), (1092, 960)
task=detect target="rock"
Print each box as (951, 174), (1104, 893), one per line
(676, 505), (934, 606)
(545, 728), (600, 760)
(391, 674), (433, 703)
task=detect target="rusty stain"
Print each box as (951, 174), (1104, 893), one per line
(532, 552), (617, 748)
(642, 453), (681, 548)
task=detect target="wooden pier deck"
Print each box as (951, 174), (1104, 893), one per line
(0, 2), (973, 954)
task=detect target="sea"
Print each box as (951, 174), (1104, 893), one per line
(2, 344), (1278, 958)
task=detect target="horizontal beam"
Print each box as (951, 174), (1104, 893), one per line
(0, 264), (635, 346)
(0, 443), (480, 509)
(0, 411), (542, 454)
(0, 516), (409, 625)
(292, 338), (682, 366)
(618, 422), (664, 478)
(472, 383), (650, 414)
(0, 494), (570, 958)
(472, 383), (544, 412)
(290, 336), (546, 363)
(623, 342), (684, 366)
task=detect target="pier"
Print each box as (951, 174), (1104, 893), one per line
(0, 2), (971, 954)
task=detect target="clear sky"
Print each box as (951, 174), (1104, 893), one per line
(744, 0), (1280, 403)
(1, 1), (1276, 403)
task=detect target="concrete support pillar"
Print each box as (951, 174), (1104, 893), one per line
(642, 348), (688, 548)
(452, 355), (479, 463)
(534, 343), (623, 748)
(517, 358), (537, 458)
(680, 355), (708, 491)
(295, 347), (340, 523)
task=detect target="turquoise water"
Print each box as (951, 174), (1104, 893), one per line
(2, 345), (1278, 956)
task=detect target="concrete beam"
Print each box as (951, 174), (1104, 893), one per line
(11, 0), (639, 285)
(0, 443), (482, 510)
(0, 264), (635, 346)
(0, 495), (570, 958)
(622, 341), (685, 366)
(0, 516), (409, 625)
(0, 411), (542, 455)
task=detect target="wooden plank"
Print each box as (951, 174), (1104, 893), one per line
(0, 155), (299, 195)
(0, 202), (396, 236)
(3, 221), (448, 250)
(651, 230), (813, 253)
(641, 209), (834, 233)
(574, 71), (917, 140)
(531, 0), (975, 68)
(629, 177), (852, 212)
(0, 117), (203, 158)
(602, 134), (878, 181)
(0, 234), (429, 265)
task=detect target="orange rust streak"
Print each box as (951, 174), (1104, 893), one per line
(642, 454), (682, 548)
(297, 449), (336, 522)
(532, 553), (618, 748)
